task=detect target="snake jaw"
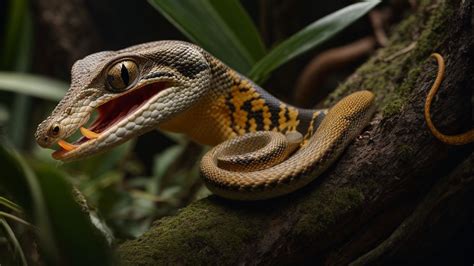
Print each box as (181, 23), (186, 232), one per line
(51, 80), (173, 161)
(36, 41), (213, 161)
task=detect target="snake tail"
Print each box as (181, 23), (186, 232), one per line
(424, 53), (474, 145)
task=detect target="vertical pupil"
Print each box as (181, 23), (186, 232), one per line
(120, 64), (130, 86)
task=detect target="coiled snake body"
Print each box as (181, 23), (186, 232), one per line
(35, 41), (378, 200)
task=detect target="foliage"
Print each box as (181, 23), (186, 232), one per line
(1, 143), (112, 265)
(248, 1), (380, 83)
(0, 72), (67, 101)
(150, 0), (380, 83)
(0, 197), (27, 266)
(149, 0), (265, 73)
(0, 0), (379, 264)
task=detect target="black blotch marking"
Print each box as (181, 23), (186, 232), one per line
(296, 109), (315, 135)
(284, 107), (291, 132)
(241, 100), (253, 114)
(164, 60), (208, 79)
(312, 111), (326, 132)
(244, 98), (266, 131)
(144, 72), (176, 79)
(120, 64), (130, 86)
(242, 100), (263, 132)
(252, 110), (265, 131)
(269, 103), (280, 130)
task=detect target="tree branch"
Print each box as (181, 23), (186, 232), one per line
(118, 0), (474, 264)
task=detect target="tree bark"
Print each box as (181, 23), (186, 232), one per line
(117, 0), (474, 264)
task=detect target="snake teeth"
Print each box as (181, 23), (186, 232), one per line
(80, 127), (100, 139)
(57, 139), (77, 151)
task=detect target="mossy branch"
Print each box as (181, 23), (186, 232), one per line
(118, 0), (474, 264)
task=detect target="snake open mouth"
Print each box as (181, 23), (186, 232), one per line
(52, 81), (170, 159)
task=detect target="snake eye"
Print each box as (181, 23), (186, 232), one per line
(106, 60), (139, 92)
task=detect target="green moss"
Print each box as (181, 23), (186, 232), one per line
(397, 144), (415, 158)
(118, 198), (269, 265)
(118, 186), (365, 265)
(382, 95), (405, 117)
(295, 187), (364, 237)
(329, 0), (454, 119)
(381, 64), (423, 116)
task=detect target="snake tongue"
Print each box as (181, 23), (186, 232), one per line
(57, 139), (77, 151)
(80, 127), (100, 139)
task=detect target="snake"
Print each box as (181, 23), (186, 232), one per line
(424, 53), (474, 145)
(34, 41), (468, 200)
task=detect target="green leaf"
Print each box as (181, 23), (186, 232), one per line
(57, 140), (134, 178)
(1, 0), (35, 148)
(0, 196), (22, 213)
(152, 144), (185, 193)
(148, 0), (265, 73)
(0, 143), (112, 265)
(0, 72), (67, 101)
(207, 0), (266, 62)
(249, 1), (380, 83)
(0, 218), (27, 266)
(32, 163), (112, 266)
(0, 211), (31, 227)
(0, 142), (59, 261)
(0, 0), (31, 70)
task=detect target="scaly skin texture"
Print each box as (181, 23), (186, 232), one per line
(424, 53), (474, 145)
(35, 40), (375, 200)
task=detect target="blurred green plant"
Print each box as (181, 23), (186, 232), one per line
(0, 196), (28, 266)
(248, 1), (381, 83)
(0, 218), (27, 266)
(149, 0), (266, 74)
(0, 72), (67, 101)
(150, 0), (380, 83)
(1, 0), (33, 148)
(0, 0), (32, 70)
(1, 143), (112, 265)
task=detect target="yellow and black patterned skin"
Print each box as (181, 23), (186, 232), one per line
(35, 41), (376, 200)
(158, 54), (328, 147)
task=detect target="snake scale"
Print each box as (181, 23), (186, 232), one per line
(34, 41), (469, 200)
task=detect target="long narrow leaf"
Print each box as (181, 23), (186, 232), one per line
(0, 0), (28, 69)
(3, 0), (34, 148)
(1, 143), (113, 265)
(0, 196), (22, 213)
(249, 1), (380, 83)
(0, 218), (27, 266)
(33, 163), (113, 265)
(0, 211), (32, 227)
(0, 143), (60, 262)
(208, 0), (266, 62)
(148, 0), (265, 73)
(0, 72), (67, 101)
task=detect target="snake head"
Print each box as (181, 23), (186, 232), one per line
(35, 41), (211, 161)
